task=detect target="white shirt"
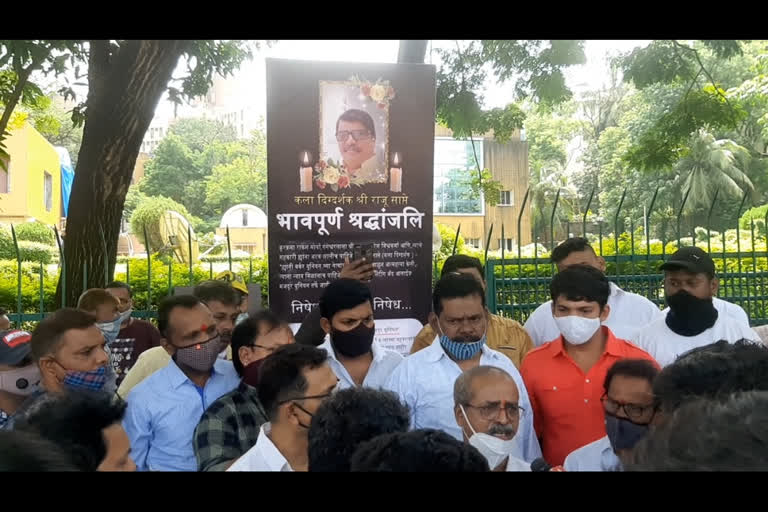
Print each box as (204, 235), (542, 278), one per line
(633, 312), (760, 367)
(506, 454), (532, 472)
(662, 297), (751, 331)
(524, 282), (662, 346)
(319, 338), (403, 390)
(227, 423), (293, 472)
(563, 436), (621, 472)
(384, 338), (542, 463)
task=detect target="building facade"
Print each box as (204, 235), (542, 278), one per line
(0, 122), (62, 226)
(433, 125), (531, 251)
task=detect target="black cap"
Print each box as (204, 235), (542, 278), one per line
(659, 247), (716, 276)
(0, 330), (32, 365)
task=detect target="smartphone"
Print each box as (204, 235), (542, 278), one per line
(353, 243), (374, 264)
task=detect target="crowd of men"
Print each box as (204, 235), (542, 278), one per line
(1, 238), (767, 471)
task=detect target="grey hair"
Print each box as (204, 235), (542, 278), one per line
(453, 366), (514, 406)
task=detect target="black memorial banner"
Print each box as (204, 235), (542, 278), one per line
(266, 58), (436, 355)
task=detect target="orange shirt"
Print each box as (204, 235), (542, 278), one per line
(520, 326), (658, 466)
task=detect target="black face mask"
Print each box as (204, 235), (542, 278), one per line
(330, 322), (375, 358)
(665, 290), (718, 336)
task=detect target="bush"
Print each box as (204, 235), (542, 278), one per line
(0, 261), (58, 314)
(0, 225), (57, 263)
(129, 195), (199, 251)
(14, 221), (56, 246)
(740, 204), (768, 237)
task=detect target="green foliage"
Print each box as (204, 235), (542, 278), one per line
(435, 223), (465, 262)
(740, 204), (768, 236)
(129, 195), (198, 251)
(0, 261), (57, 313)
(13, 221), (55, 245)
(0, 225), (57, 263)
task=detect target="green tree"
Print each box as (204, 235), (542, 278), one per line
(672, 129), (754, 209)
(4, 40), (261, 305)
(204, 127), (267, 213)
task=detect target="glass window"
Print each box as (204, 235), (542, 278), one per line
(434, 139), (484, 215)
(465, 238), (481, 249)
(0, 155), (9, 193)
(44, 172), (53, 211)
(499, 190), (513, 206)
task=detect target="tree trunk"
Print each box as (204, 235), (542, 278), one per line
(397, 40), (428, 64)
(57, 40), (189, 306)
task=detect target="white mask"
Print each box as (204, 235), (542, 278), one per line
(554, 315), (601, 345)
(459, 404), (518, 470)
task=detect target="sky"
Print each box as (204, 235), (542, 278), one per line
(154, 39), (652, 121)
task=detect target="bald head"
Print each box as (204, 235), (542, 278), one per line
(454, 366), (517, 406)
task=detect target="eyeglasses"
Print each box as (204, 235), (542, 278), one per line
(601, 394), (655, 422)
(278, 382), (340, 406)
(250, 343), (277, 354)
(464, 401), (525, 421)
(336, 129), (372, 142)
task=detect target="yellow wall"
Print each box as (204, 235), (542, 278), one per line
(215, 227), (268, 256)
(0, 123), (61, 226)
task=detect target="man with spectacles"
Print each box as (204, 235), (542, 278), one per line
(194, 311), (294, 471)
(385, 273), (541, 463)
(521, 265), (659, 467)
(564, 359), (659, 471)
(122, 295), (240, 471)
(228, 344), (338, 471)
(454, 366), (530, 471)
(318, 278), (402, 389)
(335, 109), (382, 184)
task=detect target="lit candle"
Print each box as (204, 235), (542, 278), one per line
(389, 152), (402, 193)
(300, 151), (313, 193)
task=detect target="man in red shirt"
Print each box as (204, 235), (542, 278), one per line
(520, 264), (658, 466)
(105, 281), (161, 386)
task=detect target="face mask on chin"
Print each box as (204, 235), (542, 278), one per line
(459, 405), (518, 469)
(665, 290), (718, 336)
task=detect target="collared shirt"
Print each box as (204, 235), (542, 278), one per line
(564, 436), (621, 472)
(506, 454), (532, 472)
(384, 339), (542, 463)
(319, 338), (402, 390)
(123, 358), (239, 471)
(194, 380), (267, 472)
(524, 282), (662, 347)
(227, 423), (293, 472)
(633, 311), (760, 367)
(410, 314), (534, 369)
(520, 327), (658, 466)
(117, 346), (170, 398)
(661, 297), (751, 331)
(2, 389), (48, 431)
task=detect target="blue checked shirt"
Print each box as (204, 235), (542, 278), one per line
(123, 358), (239, 471)
(384, 338), (542, 463)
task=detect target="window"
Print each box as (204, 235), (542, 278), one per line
(242, 208), (249, 227)
(498, 238), (515, 252)
(499, 190), (513, 206)
(44, 172), (53, 211)
(434, 139), (484, 215)
(465, 238), (481, 249)
(0, 155), (9, 193)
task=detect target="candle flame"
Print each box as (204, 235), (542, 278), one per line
(393, 152), (400, 166)
(302, 152), (310, 166)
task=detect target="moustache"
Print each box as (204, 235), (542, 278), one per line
(487, 424), (517, 437)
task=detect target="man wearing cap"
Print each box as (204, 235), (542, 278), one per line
(0, 330), (40, 429)
(216, 271), (250, 326)
(633, 247), (760, 367)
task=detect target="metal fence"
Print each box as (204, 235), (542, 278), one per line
(1, 224), (266, 326)
(484, 187), (768, 327)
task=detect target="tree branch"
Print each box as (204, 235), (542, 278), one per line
(671, 40), (731, 106)
(0, 46), (51, 137)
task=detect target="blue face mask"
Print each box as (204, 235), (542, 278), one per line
(62, 366), (108, 392)
(96, 316), (123, 345)
(437, 321), (486, 360)
(605, 413), (650, 452)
